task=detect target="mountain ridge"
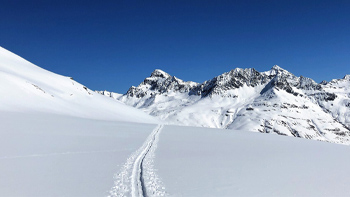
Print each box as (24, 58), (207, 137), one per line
(106, 65), (350, 144)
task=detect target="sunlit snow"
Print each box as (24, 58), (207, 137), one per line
(1, 46), (350, 196)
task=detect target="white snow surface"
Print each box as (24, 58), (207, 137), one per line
(3, 112), (350, 196)
(155, 125), (350, 196)
(0, 112), (156, 196)
(0, 46), (158, 124)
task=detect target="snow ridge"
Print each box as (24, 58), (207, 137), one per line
(109, 125), (166, 197)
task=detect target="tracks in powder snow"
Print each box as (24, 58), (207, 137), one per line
(109, 124), (166, 197)
(131, 124), (163, 197)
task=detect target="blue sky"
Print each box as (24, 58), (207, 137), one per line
(1, 0), (349, 93)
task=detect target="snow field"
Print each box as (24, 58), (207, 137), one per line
(0, 112), (156, 196)
(154, 125), (350, 196)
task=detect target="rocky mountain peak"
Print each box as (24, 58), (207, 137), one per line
(150, 69), (171, 79)
(126, 69), (199, 98)
(228, 67), (259, 78)
(343, 74), (350, 81)
(125, 66), (341, 101)
(320, 80), (328, 85)
(127, 66), (300, 98)
(272, 64), (283, 70)
(265, 65), (292, 77)
(298, 76), (320, 90)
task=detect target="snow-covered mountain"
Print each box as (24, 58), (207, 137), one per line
(0, 46), (158, 124)
(113, 65), (350, 144)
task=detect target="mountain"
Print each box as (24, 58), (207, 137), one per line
(0, 46), (158, 124)
(112, 65), (350, 144)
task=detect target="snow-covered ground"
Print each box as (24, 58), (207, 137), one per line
(0, 112), (156, 196)
(155, 125), (350, 196)
(2, 112), (350, 196)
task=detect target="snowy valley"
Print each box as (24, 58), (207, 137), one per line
(1, 46), (350, 196)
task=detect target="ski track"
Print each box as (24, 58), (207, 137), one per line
(109, 124), (166, 197)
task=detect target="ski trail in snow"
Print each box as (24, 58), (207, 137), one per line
(131, 124), (163, 197)
(109, 124), (166, 197)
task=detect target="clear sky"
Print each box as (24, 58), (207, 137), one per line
(1, 0), (349, 93)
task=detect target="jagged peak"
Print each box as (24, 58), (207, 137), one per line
(272, 65), (283, 70)
(329, 74), (350, 84)
(262, 65), (289, 76)
(150, 69), (171, 78)
(343, 74), (350, 81)
(298, 75), (319, 89)
(270, 65), (289, 74)
(172, 76), (183, 82)
(232, 67), (244, 73)
(299, 75), (315, 82)
(320, 80), (328, 85)
(230, 67), (257, 74)
(299, 75), (316, 85)
(219, 67), (258, 79)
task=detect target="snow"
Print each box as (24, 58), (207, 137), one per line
(0, 112), (156, 196)
(109, 125), (166, 197)
(2, 46), (350, 196)
(3, 112), (350, 196)
(320, 76), (350, 129)
(155, 125), (350, 196)
(0, 46), (159, 196)
(0, 46), (158, 124)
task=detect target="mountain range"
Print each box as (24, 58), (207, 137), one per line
(100, 66), (350, 144)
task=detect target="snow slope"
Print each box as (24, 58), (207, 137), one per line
(0, 46), (158, 123)
(0, 46), (163, 195)
(320, 76), (350, 129)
